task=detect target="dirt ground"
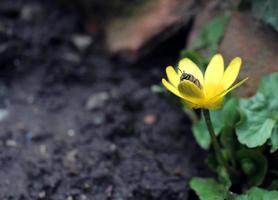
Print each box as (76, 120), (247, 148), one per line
(0, 1), (207, 199)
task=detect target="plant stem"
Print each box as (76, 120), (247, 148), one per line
(202, 109), (228, 170)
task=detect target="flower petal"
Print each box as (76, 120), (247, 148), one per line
(222, 57), (242, 90)
(208, 77), (249, 105)
(162, 79), (200, 106)
(204, 54), (224, 98)
(218, 77), (248, 98)
(206, 97), (224, 110)
(178, 80), (204, 98)
(166, 66), (179, 87)
(162, 78), (183, 98)
(178, 58), (204, 85)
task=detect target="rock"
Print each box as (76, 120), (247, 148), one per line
(39, 145), (48, 157)
(92, 114), (106, 126)
(106, 0), (198, 61)
(20, 4), (42, 21)
(72, 34), (93, 51)
(85, 92), (109, 111)
(67, 129), (75, 137)
(64, 149), (79, 175)
(219, 12), (278, 97)
(66, 196), (74, 200)
(38, 191), (46, 199)
(187, 0), (241, 49)
(0, 109), (9, 121)
(144, 114), (157, 125)
(6, 139), (17, 147)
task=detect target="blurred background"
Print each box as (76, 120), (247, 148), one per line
(0, 0), (277, 199)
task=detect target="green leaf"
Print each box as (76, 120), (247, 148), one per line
(270, 125), (278, 152)
(237, 149), (268, 186)
(222, 97), (240, 128)
(236, 73), (278, 152)
(217, 166), (232, 189)
(190, 177), (228, 200)
(252, 0), (278, 31)
(233, 187), (278, 200)
(191, 15), (229, 55)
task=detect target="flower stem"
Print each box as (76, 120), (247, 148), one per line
(202, 109), (228, 170)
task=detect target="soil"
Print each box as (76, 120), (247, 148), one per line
(0, 1), (207, 199)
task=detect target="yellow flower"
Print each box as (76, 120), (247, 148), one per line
(162, 54), (248, 109)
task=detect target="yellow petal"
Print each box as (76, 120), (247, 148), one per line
(218, 77), (248, 98)
(178, 58), (204, 85)
(222, 57), (242, 90)
(204, 54), (224, 98)
(208, 77), (249, 105)
(162, 78), (183, 98)
(166, 66), (179, 87)
(162, 79), (199, 106)
(206, 97), (224, 110)
(178, 80), (204, 98)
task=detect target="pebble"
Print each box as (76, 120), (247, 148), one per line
(66, 196), (74, 200)
(64, 150), (79, 175)
(40, 145), (47, 156)
(0, 109), (9, 122)
(72, 34), (92, 51)
(92, 114), (105, 125)
(105, 185), (113, 197)
(21, 4), (42, 21)
(143, 114), (157, 125)
(85, 92), (110, 111)
(109, 144), (117, 152)
(6, 140), (17, 147)
(38, 191), (46, 199)
(67, 129), (75, 137)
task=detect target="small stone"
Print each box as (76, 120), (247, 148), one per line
(66, 196), (74, 200)
(105, 185), (113, 197)
(85, 92), (110, 111)
(144, 114), (157, 125)
(0, 109), (9, 122)
(38, 191), (46, 199)
(21, 4), (42, 21)
(40, 145), (47, 156)
(64, 150), (79, 175)
(72, 34), (93, 51)
(109, 144), (117, 152)
(83, 182), (91, 190)
(6, 140), (17, 147)
(67, 129), (75, 137)
(92, 114), (105, 125)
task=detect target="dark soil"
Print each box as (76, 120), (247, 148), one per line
(0, 1), (206, 199)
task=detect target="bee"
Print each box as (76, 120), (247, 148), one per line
(178, 68), (202, 89)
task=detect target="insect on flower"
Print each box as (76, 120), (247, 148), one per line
(162, 54), (248, 109)
(178, 68), (202, 89)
